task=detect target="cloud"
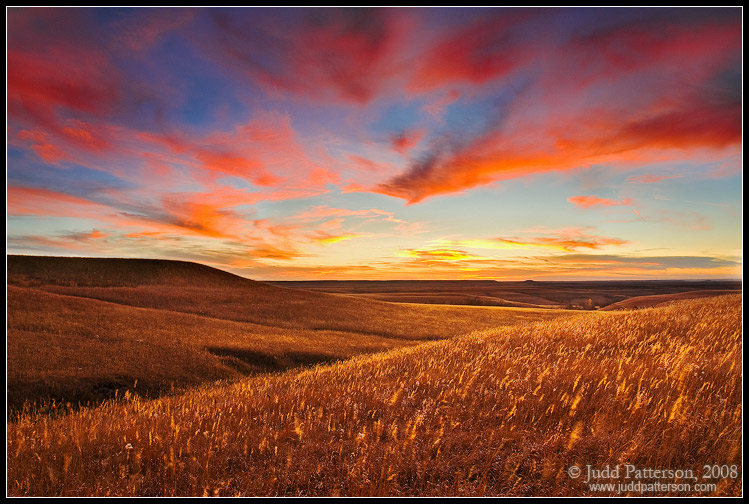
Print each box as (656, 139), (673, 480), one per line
(390, 129), (425, 155)
(6, 9), (741, 281)
(292, 205), (403, 224)
(8, 47), (116, 119)
(206, 8), (411, 103)
(347, 155), (380, 172)
(159, 195), (250, 240)
(7, 9), (126, 130)
(314, 233), (359, 245)
(16, 129), (68, 163)
(401, 248), (482, 262)
(568, 196), (632, 209)
(139, 130), (272, 187)
(626, 174), (681, 184)
(407, 9), (538, 92)
(138, 112), (338, 196)
(112, 8), (195, 52)
(452, 229), (629, 252)
(375, 10), (741, 203)
(68, 229), (109, 241)
(249, 244), (305, 261)
(7, 186), (113, 218)
(551, 253), (739, 270)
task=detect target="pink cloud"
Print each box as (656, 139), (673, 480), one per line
(390, 129), (425, 155)
(7, 186), (113, 218)
(408, 10), (536, 92)
(207, 8), (413, 104)
(453, 229), (629, 252)
(568, 196), (633, 209)
(377, 11), (740, 204)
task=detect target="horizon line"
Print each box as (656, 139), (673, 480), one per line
(6, 253), (743, 284)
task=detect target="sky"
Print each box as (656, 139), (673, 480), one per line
(6, 7), (743, 280)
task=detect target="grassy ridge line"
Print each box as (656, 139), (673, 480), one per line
(34, 283), (565, 340)
(600, 290), (741, 311)
(7, 255), (255, 288)
(8, 295), (741, 496)
(7, 285), (420, 412)
(8, 255), (569, 341)
(333, 292), (551, 309)
(7, 284), (569, 413)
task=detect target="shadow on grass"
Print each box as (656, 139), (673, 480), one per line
(205, 346), (343, 375)
(8, 348), (345, 421)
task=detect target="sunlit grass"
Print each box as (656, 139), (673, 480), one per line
(7, 295), (741, 496)
(8, 260), (569, 413)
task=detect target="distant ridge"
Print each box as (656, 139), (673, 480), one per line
(7, 255), (569, 413)
(7, 255), (255, 288)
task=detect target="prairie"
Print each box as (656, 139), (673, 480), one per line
(7, 294), (742, 496)
(599, 290), (739, 311)
(7, 256), (569, 413)
(270, 279), (741, 309)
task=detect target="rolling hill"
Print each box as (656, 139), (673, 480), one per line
(8, 294), (742, 496)
(599, 290), (741, 310)
(269, 279), (742, 309)
(7, 255), (570, 413)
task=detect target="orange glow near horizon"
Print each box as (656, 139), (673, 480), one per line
(6, 8), (742, 281)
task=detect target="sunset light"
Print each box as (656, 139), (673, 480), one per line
(7, 7), (742, 280)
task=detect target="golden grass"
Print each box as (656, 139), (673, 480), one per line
(600, 290), (739, 311)
(8, 262), (569, 413)
(7, 295), (741, 496)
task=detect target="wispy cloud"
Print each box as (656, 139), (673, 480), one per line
(568, 195), (632, 209)
(400, 248), (482, 262)
(626, 174), (681, 184)
(6, 8), (741, 280)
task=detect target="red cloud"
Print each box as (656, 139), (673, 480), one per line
(139, 113), (334, 190)
(17, 129), (68, 163)
(208, 8), (410, 103)
(193, 149), (269, 184)
(568, 196), (632, 209)
(568, 15), (741, 88)
(377, 73), (740, 204)
(7, 186), (112, 218)
(7, 46), (119, 129)
(408, 10), (536, 92)
(376, 10), (740, 203)
(390, 130), (425, 155)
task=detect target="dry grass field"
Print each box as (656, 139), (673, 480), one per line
(270, 279), (741, 309)
(7, 256), (570, 414)
(7, 291), (742, 496)
(600, 290), (740, 311)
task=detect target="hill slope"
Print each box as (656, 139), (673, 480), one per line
(7, 256), (569, 412)
(600, 290), (740, 310)
(8, 295), (742, 496)
(7, 256), (567, 340)
(269, 279), (742, 309)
